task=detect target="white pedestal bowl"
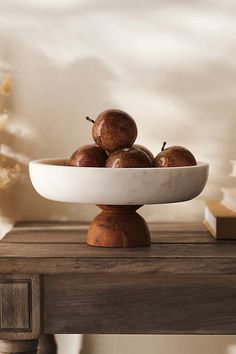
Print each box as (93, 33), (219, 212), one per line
(29, 159), (209, 247)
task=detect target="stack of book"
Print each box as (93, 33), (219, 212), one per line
(204, 161), (236, 239)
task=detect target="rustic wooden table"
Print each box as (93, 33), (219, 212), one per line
(1, 222), (236, 354)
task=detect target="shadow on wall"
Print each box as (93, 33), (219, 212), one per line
(0, 37), (23, 235)
(2, 0), (236, 227)
(140, 58), (236, 222)
(1, 38), (116, 225)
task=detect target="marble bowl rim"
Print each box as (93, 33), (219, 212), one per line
(29, 158), (209, 171)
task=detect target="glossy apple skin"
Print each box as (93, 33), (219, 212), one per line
(154, 146), (197, 167)
(67, 144), (108, 167)
(92, 109), (138, 153)
(106, 147), (152, 168)
(134, 144), (154, 164)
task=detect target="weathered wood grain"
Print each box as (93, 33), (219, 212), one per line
(0, 339), (38, 353)
(14, 221), (88, 231)
(148, 222), (206, 232)
(0, 222), (236, 275)
(14, 221), (206, 233)
(0, 282), (29, 330)
(1, 242), (236, 258)
(2, 222), (236, 336)
(1, 257), (236, 275)
(2, 230), (214, 244)
(0, 275), (41, 340)
(8, 222), (208, 245)
(43, 273), (236, 334)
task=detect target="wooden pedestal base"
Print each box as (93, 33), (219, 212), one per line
(87, 205), (151, 247)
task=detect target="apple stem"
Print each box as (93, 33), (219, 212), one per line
(86, 116), (95, 124)
(161, 142), (167, 151)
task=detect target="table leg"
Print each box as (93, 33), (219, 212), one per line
(38, 335), (57, 354)
(0, 339), (39, 353)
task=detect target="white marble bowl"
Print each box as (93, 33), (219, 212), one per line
(29, 158), (209, 205)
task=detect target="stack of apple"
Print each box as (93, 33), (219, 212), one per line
(67, 109), (196, 168)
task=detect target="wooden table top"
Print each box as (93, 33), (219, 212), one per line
(1, 222), (236, 275)
(2, 222), (236, 335)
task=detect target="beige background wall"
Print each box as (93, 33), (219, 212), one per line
(81, 335), (236, 354)
(0, 0), (236, 353)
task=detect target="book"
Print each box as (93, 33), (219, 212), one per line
(204, 201), (236, 239)
(230, 160), (236, 177)
(221, 188), (236, 212)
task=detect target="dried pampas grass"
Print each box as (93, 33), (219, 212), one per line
(0, 76), (11, 96)
(0, 112), (9, 129)
(0, 74), (21, 190)
(0, 154), (20, 190)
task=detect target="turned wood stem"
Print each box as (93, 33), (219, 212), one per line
(87, 205), (150, 247)
(0, 339), (39, 354)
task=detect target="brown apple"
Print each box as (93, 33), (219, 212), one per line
(106, 147), (152, 168)
(67, 144), (108, 167)
(86, 109), (137, 153)
(134, 144), (154, 164)
(154, 142), (197, 167)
